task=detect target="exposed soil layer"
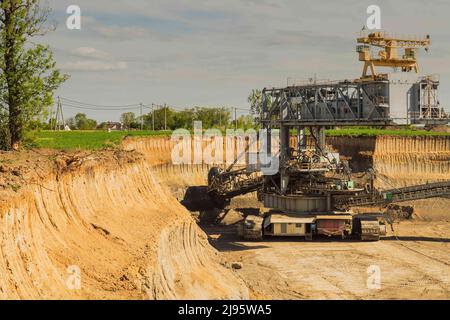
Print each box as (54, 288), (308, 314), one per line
(328, 136), (450, 221)
(127, 135), (450, 300)
(0, 135), (449, 299)
(327, 136), (450, 187)
(0, 146), (247, 299)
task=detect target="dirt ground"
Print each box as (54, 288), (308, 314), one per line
(1, 136), (448, 299)
(195, 191), (450, 300)
(205, 218), (450, 300)
(0, 147), (248, 299)
(138, 136), (450, 300)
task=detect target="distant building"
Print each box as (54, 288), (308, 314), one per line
(103, 122), (123, 131)
(362, 73), (448, 125)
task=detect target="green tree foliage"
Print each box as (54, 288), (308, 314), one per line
(194, 107), (231, 129)
(0, 111), (8, 147)
(247, 89), (271, 124)
(248, 89), (262, 118)
(144, 106), (233, 130)
(0, 0), (68, 150)
(173, 108), (196, 129)
(153, 106), (175, 130)
(236, 115), (255, 130)
(120, 112), (138, 129)
(66, 113), (97, 130)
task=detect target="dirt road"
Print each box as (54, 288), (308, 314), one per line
(206, 221), (450, 299)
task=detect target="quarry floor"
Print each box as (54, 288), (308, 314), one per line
(0, 136), (449, 299)
(204, 219), (450, 300)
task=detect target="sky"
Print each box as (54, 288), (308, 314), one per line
(42, 0), (450, 122)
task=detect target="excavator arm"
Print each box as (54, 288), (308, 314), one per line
(208, 165), (450, 211)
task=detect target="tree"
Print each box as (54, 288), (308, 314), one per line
(248, 89), (262, 117)
(97, 122), (108, 130)
(65, 117), (76, 130)
(0, 110), (8, 147)
(0, 0), (68, 150)
(71, 113), (96, 130)
(215, 107), (231, 129)
(140, 106), (233, 131)
(152, 106), (175, 130)
(236, 115), (254, 130)
(120, 112), (137, 129)
(172, 108), (198, 130)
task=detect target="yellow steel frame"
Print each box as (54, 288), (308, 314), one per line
(357, 32), (430, 79)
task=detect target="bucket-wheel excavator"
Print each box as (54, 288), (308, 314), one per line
(207, 31), (450, 241)
(208, 155), (450, 241)
(207, 80), (449, 241)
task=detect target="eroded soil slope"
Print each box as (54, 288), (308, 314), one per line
(1, 134), (448, 300)
(127, 135), (450, 299)
(0, 147), (247, 299)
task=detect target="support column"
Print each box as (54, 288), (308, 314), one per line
(280, 124), (290, 195)
(297, 126), (306, 152)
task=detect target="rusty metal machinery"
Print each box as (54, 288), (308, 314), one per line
(206, 83), (450, 240)
(206, 77), (450, 240)
(205, 30), (450, 241)
(207, 167), (263, 208)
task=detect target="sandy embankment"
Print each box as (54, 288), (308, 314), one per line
(0, 134), (448, 299)
(0, 139), (248, 299)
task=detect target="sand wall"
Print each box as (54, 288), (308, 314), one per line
(327, 136), (450, 221)
(327, 136), (450, 188)
(124, 135), (450, 222)
(123, 135), (450, 189)
(0, 147), (247, 299)
(3, 134), (446, 299)
(125, 135), (450, 188)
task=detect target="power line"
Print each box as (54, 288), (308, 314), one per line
(62, 102), (141, 111)
(60, 97), (141, 109)
(59, 96), (251, 114)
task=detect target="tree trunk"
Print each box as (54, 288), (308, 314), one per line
(8, 97), (22, 151)
(3, 3), (22, 150)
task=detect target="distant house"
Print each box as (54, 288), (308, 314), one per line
(104, 122), (123, 131)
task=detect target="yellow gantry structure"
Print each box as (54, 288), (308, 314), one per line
(356, 32), (431, 80)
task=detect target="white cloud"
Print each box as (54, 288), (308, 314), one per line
(94, 25), (147, 39)
(45, 0), (450, 121)
(61, 60), (127, 71)
(62, 47), (127, 71)
(76, 15), (177, 41)
(72, 47), (113, 60)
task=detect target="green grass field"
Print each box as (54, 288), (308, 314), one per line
(29, 130), (171, 150)
(28, 127), (449, 150)
(325, 127), (450, 137)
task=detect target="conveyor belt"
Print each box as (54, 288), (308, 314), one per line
(334, 181), (450, 209)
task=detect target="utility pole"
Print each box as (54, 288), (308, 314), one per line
(54, 97), (59, 131)
(50, 102), (55, 131)
(140, 103), (143, 131)
(152, 103), (155, 131)
(60, 98), (65, 131)
(164, 103), (167, 131)
(234, 107), (237, 130)
(55, 96), (65, 131)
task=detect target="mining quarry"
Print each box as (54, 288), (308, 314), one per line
(0, 135), (448, 299)
(1, 2), (449, 302)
